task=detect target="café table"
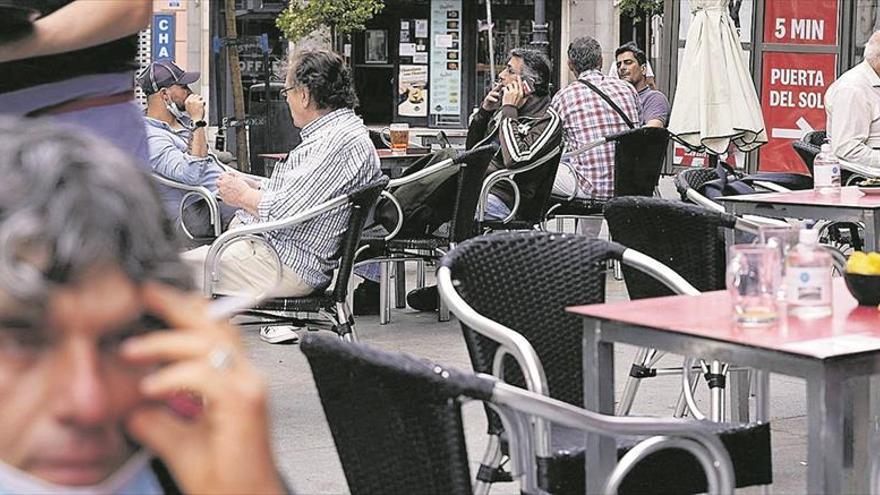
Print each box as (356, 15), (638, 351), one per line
(718, 186), (880, 250)
(376, 147), (431, 178)
(571, 279), (880, 494)
(257, 148), (431, 179)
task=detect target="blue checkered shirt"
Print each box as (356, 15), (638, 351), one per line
(236, 108), (381, 289)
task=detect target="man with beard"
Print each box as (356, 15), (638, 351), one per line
(140, 60), (236, 242)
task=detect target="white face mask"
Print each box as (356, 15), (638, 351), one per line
(164, 96), (189, 125)
(0, 451), (160, 495)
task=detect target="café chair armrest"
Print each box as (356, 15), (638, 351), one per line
(151, 173), (222, 238)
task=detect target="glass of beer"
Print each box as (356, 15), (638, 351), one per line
(726, 244), (781, 327)
(381, 123), (410, 154)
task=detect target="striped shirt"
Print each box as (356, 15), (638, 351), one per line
(551, 70), (640, 199)
(236, 108), (381, 289)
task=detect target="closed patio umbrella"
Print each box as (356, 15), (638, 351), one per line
(668, 0), (767, 155)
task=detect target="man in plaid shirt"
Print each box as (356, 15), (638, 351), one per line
(551, 36), (640, 206)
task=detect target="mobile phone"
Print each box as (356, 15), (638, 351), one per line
(521, 76), (535, 96)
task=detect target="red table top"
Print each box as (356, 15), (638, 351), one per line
(568, 279), (880, 360)
(717, 186), (880, 209)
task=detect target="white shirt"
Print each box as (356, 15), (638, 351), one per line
(237, 108), (382, 289)
(825, 60), (880, 167)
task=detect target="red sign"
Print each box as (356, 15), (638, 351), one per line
(764, 0), (838, 46)
(758, 52), (836, 173)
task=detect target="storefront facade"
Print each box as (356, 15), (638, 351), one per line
(662, 0), (874, 174)
(348, 0), (563, 128)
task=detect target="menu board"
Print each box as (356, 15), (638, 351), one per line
(430, 0), (462, 116)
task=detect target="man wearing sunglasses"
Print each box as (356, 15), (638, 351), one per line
(139, 60), (235, 243)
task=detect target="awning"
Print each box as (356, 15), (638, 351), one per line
(668, 0), (768, 155)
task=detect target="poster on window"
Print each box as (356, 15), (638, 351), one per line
(430, 0), (462, 116)
(398, 65), (429, 117)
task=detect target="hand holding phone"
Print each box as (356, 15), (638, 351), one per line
(121, 283), (285, 494)
(501, 76), (528, 107)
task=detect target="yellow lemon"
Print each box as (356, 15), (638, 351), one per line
(848, 252), (873, 275)
(867, 253), (880, 274)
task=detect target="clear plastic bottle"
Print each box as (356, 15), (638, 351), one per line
(785, 229), (833, 319)
(813, 143), (841, 194)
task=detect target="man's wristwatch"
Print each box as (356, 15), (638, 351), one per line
(194, 120), (208, 128)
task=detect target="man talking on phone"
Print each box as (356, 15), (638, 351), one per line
(404, 47), (563, 311)
(0, 117), (288, 494)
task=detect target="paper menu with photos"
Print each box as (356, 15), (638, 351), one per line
(430, 0), (462, 116)
(398, 65), (429, 117)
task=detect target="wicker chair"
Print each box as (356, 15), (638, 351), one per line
(436, 231), (772, 494)
(202, 177), (388, 341)
(791, 130), (825, 177)
(604, 196), (747, 419)
(301, 332), (738, 495)
(544, 127), (669, 226)
(359, 145), (496, 324)
(476, 146), (563, 231)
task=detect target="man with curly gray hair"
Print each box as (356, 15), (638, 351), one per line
(183, 49), (382, 344)
(0, 118), (287, 494)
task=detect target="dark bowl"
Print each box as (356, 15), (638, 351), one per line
(844, 273), (880, 306)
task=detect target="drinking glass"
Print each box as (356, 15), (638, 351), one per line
(381, 123), (410, 154)
(726, 244), (781, 326)
(758, 224), (799, 301)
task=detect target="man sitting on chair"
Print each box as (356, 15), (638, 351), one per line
(182, 49), (382, 345)
(354, 47), (562, 314)
(139, 60), (236, 243)
(551, 36), (640, 238)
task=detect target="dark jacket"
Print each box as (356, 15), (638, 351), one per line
(466, 95), (563, 219)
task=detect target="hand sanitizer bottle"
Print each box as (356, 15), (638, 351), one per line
(785, 229), (833, 318)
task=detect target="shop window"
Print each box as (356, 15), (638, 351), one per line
(474, 5), (556, 104)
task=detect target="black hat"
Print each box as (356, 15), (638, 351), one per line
(136, 60), (200, 95)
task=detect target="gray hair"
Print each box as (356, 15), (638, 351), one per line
(509, 47), (552, 96)
(866, 31), (880, 65)
(568, 36), (603, 74)
(0, 117), (193, 302)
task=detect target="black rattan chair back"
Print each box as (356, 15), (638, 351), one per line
(332, 177), (389, 302)
(673, 167), (722, 202)
(611, 127), (669, 197)
(440, 231), (626, 432)
(514, 149), (563, 226)
(301, 333), (494, 495)
(449, 145), (494, 243)
(791, 129), (826, 176)
(604, 197), (737, 300)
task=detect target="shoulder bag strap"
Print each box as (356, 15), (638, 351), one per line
(578, 79), (636, 129)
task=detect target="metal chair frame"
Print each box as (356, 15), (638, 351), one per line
(475, 146), (563, 226)
(301, 333), (735, 495)
(151, 173), (223, 241)
(356, 145), (495, 324)
(202, 178), (388, 341)
(437, 236), (748, 494)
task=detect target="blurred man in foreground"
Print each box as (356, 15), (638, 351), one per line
(0, 117), (286, 494)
